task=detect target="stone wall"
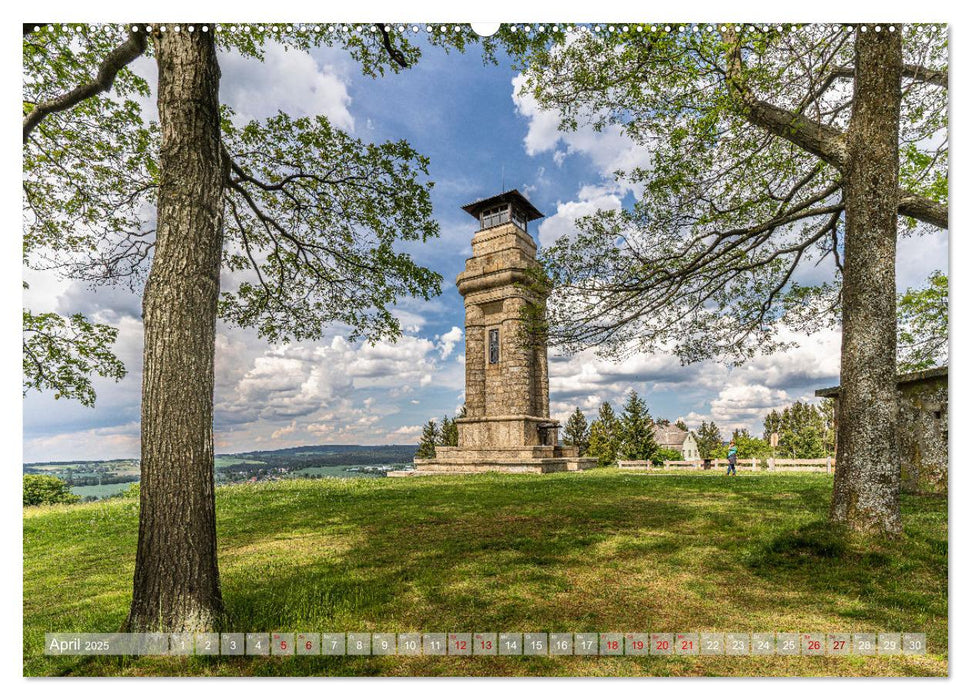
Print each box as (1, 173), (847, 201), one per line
(896, 372), (948, 494)
(817, 367), (948, 495)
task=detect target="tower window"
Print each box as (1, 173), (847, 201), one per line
(511, 207), (527, 231)
(480, 205), (508, 229)
(479, 204), (528, 232)
(488, 328), (499, 364)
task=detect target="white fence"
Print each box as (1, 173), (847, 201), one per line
(617, 457), (834, 473)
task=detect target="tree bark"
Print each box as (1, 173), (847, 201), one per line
(829, 27), (903, 536)
(125, 27), (226, 631)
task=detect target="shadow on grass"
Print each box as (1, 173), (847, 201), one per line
(24, 472), (948, 676)
(747, 520), (848, 567)
(743, 518), (947, 646)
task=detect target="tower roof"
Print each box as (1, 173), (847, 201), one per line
(461, 189), (544, 222)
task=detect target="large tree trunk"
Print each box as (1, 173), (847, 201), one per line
(126, 27), (226, 631)
(829, 26), (903, 536)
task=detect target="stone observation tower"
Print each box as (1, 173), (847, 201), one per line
(412, 190), (596, 474)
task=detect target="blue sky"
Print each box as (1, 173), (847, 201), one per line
(21, 29), (949, 462)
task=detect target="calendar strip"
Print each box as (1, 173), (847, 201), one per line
(44, 632), (927, 657)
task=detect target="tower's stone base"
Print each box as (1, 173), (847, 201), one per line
(394, 444), (597, 476)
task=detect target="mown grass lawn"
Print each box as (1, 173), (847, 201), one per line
(23, 469), (947, 677)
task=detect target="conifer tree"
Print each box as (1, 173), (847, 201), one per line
(563, 407), (590, 455)
(439, 415), (458, 447)
(695, 421), (723, 460)
(587, 401), (621, 467)
(619, 390), (658, 461)
(415, 420), (439, 459)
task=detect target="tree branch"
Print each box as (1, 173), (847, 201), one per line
(806, 62), (945, 108)
(375, 23), (407, 68)
(721, 27), (948, 229)
(22, 29), (148, 143)
(903, 63), (947, 87)
(722, 27), (848, 169)
(899, 191), (948, 228)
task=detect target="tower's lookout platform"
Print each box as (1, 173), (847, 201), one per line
(398, 190), (596, 475)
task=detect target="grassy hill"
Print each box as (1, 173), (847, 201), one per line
(23, 470), (947, 677)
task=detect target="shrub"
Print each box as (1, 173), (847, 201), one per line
(651, 448), (684, 466)
(23, 474), (80, 507)
(122, 482), (140, 499)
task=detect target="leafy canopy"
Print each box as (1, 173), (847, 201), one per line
(23, 23), (481, 403)
(501, 24), (947, 363)
(897, 270), (947, 372)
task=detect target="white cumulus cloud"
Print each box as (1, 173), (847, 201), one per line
(436, 326), (463, 359)
(219, 42), (355, 131)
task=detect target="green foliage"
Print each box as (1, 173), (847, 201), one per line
(587, 401), (621, 467)
(439, 415), (459, 448)
(652, 447), (683, 465)
(23, 24), (151, 406)
(415, 420), (439, 459)
(695, 421), (723, 459)
(22, 310), (126, 406)
(219, 110), (442, 344)
(23, 25), (156, 266)
(23, 23), (470, 404)
(674, 418), (688, 432)
(563, 407), (590, 455)
(897, 270), (948, 372)
(618, 390), (658, 461)
(122, 482), (140, 499)
(215, 24), (480, 79)
(23, 474), (80, 506)
(763, 401), (830, 459)
(819, 398), (837, 456)
(500, 24), (947, 362)
(713, 429), (771, 460)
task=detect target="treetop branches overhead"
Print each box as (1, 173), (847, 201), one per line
(502, 23), (947, 362)
(220, 111), (441, 344)
(23, 23), (477, 402)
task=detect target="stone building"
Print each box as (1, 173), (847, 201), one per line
(655, 426), (700, 460)
(815, 366), (947, 493)
(411, 191), (596, 474)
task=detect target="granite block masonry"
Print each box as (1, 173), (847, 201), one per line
(410, 190), (596, 474)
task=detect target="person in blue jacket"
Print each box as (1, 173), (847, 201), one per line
(726, 440), (738, 476)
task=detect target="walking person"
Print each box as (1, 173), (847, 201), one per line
(726, 440), (738, 476)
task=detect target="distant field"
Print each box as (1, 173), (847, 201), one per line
(25, 460), (141, 479)
(23, 470), (947, 677)
(214, 457), (266, 468)
(290, 466), (380, 478)
(69, 483), (132, 499)
(25, 463), (87, 472)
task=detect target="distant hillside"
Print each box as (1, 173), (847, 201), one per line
(223, 444), (417, 468)
(24, 444), (417, 472)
